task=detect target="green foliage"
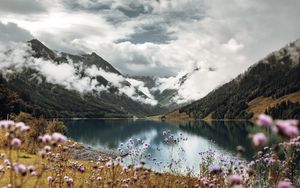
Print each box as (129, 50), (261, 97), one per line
(265, 101), (300, 119)
(47, 120), (68, 135)
(13, 112), (68, 153)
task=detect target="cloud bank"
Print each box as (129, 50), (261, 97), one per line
(0, 42), (157, 105)
(0, 0), (300, 103)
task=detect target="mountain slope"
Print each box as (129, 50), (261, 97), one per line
(174, 40), (300, 120)
(0, 39), (168, 118)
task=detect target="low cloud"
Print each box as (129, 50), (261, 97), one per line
(0, 42), (157, 105)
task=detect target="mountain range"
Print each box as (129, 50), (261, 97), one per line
(164, 40), (300, 120)
(0, 39), (175, 118)
(1, 39), (299, 119)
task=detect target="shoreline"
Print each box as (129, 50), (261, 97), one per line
(68, 141), (127, 161)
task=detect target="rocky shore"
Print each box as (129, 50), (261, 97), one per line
(68, 142), (127, 161)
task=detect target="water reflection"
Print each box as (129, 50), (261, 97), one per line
(63, 119), (256, 173)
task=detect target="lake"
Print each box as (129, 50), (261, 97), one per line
(63, 119), (257, 174)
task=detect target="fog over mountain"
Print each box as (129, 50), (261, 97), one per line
(0, 0), (300, 104)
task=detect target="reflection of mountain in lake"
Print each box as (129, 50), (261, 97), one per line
(178, 121), (255, 159)
(64, 119), (258, 160)
(64, 119), (181, 148)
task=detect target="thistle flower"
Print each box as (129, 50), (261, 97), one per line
(209, 165), (222, 174)
(47, 176), (53, 183)
(228, 175), (242, 185)
(257, 114), (273, 127)
(96, 176), (102, 181)
(275, 120), (299, 138)
(28, 165), (34, 173)
(11, 138), (21, 147)
(15, 122), (30, 132)
(15, 164), (26, 176)
(79, 166), (85, 173)
(44, 146), (52, 153)
(0, 120), (14, 129)
(278, 180), (294, 188)
(252, 133), (267, 147)
(52, 132), (67, 143)
(42, 134), (52, 143)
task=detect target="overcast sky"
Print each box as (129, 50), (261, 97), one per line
(1, 0), (300, 102)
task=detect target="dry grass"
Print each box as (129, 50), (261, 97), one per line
(247, 91), (300, 120)
(0, 148), (199, 188)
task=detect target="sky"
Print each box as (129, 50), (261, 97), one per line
(0, 0), (300, 103)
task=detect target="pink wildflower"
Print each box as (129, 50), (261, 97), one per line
(0, 120), (14, 129)
(278, 180), (294, 188)
(52, 133), (67, 143)
(42, 134), (52, 143)
(252, 133), (268, 147)
(228, 175), (242, 185)
(275, 120), (299, 138)
(257, 114), (273, 127)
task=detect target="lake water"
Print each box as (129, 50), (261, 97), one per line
(63, 119), (256, 174)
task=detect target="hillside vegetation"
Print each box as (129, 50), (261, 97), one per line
(176, 40), (300, 120)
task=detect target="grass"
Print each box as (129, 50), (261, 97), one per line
(0, 148), (198, 188)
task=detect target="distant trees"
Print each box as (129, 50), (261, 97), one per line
(265, 101), (300, 119)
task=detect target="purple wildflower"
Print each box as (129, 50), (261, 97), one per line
(11, 138), (21, 147)
(15, 164), (26, 176)
(209, 164), (222, 174)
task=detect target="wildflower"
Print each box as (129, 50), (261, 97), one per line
(15, 122), (30, 132)
(96, 176), (102, 181)
(209, 165), (222, 174)
(31, 171), (37, 176)
(44, 146), (52, 153)
(79, 166), (85, 173)
(52, 132), (67, 143)
(256, 114), (273, 127)
(47, 176), (53, 183)
(0, 120), (14, 129)
(105, 161), (112, 167)
(252, 133), (267, 147)
(11, 138), (21, 147)
(42, 134), (52, 143)
(15, 164), (26, 176)
(228, 175), (242, 185)
(275, 120), (299, 138)
(278, 180), (294, 188)
(66, 178), (73, 184)
(28, 165), (34, 173)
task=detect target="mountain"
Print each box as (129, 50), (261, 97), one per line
(131, 75), (192, 110)
(0, 39), (168, 118)
(167, 40), (300, 120)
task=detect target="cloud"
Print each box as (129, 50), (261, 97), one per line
(0, 42), (157, 105)
(0, 0), (300, 104)
(0, 0), (47, 14)
(0, 22), (34, 43)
